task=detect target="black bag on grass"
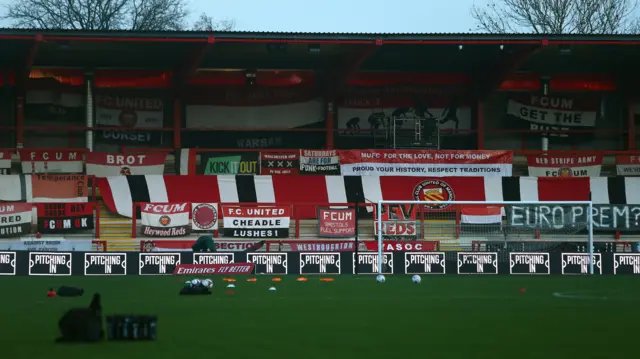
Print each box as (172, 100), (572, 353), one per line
(180, 286), (211, 295)
(57, 286), (84, 297)
(56, 293), (103, 343)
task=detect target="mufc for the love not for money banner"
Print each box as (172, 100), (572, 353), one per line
(526, 154), (602, 177)
(339, 150), (513, 176)
(19, 149), (84, 174)
(0, 203), (32, 238)
(141, 203), (189, 237)
(299, 149), (341, 175)
(222, 206), (291, 238)
(86, 152), (166, 177)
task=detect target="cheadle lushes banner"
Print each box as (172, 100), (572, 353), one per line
(526, 154), (602, 177)
(0, 203), (32, 238)
(85, 152), (167, 177)
(141, 203), (190, 237)
(36, 203), (94, 234)
(222, 206), (291, 238)
(18, 149), (84, 174)
(339, 150), (513, 176)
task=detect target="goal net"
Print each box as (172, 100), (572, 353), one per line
(374, 200), (595, 273)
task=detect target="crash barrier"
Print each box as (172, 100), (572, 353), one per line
(2, 248), (640, 276)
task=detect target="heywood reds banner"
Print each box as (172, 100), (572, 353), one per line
(141, 203), (189, 237)
(86, 153), (166, 177)
(223, 206), (290, 238)
(526, 154), (603, 177)
(339, 150), (513, 176)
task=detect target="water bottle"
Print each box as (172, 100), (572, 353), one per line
(141, 316), (149, 340)
(123, 317), (130, 339)
(116, 316), (124, 340)
(132, 319), (139, 340)
(106, 316), (115, 340)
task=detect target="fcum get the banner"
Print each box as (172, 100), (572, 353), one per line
(339, 150), (513, 176)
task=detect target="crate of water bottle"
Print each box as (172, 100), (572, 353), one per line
(106, 315), (157, 341)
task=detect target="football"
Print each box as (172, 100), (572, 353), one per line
(202, 279), (213, 289)
(184, 280), (193, 287)
(376, 275), (385, 283)
(191, 279), (202, 287)
(412, 275), (421, 284)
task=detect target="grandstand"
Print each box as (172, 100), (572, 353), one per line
(0, 30), (639, 254)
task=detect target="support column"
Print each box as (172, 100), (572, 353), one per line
(628, 99), (635, 150)
(16, 95), (24, 148)
(85, 72), (94, 151)
(173, 96), (181, 149)
(476, 100), (485, 149)
(325, 96), (335, 149)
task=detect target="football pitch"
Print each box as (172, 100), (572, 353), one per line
(1, 275), (638, 359)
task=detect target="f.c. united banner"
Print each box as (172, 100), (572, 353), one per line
(0, 203), (32, 238)
(222, 206), (290, 238)
(141, 203), (189, 237)
(36, 203), (94, 233)
(526, 154), (602, 177)
(340, 150), (512, 176)
(86, 152), (166, 177)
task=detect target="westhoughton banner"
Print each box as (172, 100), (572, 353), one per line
(526, 154), (602, 177)
(222, 206), (290, 238)
(506, 204), (640, 231)
(339, 150), (513, 176)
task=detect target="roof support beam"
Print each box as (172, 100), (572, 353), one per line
(332, 39), (383, 91)
(174, 34), (215, 88)
(17, 33), (43, 88)
(473, 44), (543, 99)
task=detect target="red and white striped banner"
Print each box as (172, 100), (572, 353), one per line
(339, 150), (513, 176)
(526, 154), (603, 177)
(86, 152), (166, 177)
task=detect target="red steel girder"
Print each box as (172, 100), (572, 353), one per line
(17, 33), (42, 88)
(332, 38), (383, 91)
(174, 34), (215, 87)
(474, 44), (542, 99)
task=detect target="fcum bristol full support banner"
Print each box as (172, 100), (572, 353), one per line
(222, 206), (290, 238)
(339, 150), (513, 176)
(3, 251), (640, 276)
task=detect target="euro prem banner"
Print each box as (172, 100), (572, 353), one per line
(222, 206), (291, 238)
(140, 203), (189, 237)
(36, 203), (94, 234)
(526, 154), (602, 177)
(1, 250), (640, 276)
(299, 149), (340, 175)
(506, 204), (640, 231)
(616, 155), (640, 176)
(339, 150), (513, 176)
(86, 153), (166, 177)
(18, 149), (84, 174)
(0, 203), (32, 238)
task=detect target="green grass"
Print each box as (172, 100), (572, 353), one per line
(0, 275), (638, 359)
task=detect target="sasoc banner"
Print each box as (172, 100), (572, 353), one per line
(506, 204), (640, 232)
(222, 206), (290, 238)
(260, 151), (299, 175)
(201, 152), (259, 175)
(84, 253), (127, 276)
(36, 203), (94, 234)
(299, 253), (341, 275)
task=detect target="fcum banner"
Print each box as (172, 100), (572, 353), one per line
(299, 149), (341, 175)
(616, 155), (640, 176)
(260, 151), (299, 175)
(506, 204), (640, 232)
(0, 150), (11, 174)
(201, 152), (259, 175)
(506, 95), (598, 137)
(18, 150), (84, 174)
(0, 203), (32, 238)
(36, 203), (94, 233)
(222, 206), (291, 238)
(95, 95), (164, 145)
(85, 152), (166, 177)
(526, 154), (603, 177)
(339, 150), (513, 176)
(141, 203), (189, 237)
